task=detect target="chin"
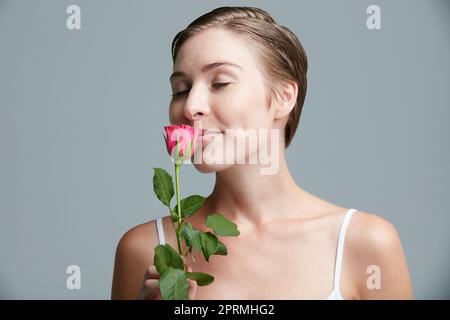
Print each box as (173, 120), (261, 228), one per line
(192, 161), (233, 174)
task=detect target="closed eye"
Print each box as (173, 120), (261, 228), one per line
(171, 83), (231, 98)
(212, 82), (230, 89)
(171, 90), (189, 98)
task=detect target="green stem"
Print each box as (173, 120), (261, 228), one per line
(174, 163), (185, 267)
(175, 164), (181, 224)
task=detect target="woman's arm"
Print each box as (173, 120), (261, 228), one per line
(346, 212), (414, 299)
(111, 222), (156, 299)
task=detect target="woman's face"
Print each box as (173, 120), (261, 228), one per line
(169, 27), (279, 173)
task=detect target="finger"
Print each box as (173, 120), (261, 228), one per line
(181, 256), (196, 299)
(145, 278), (161, 298)
(145, 265), (160, 279)
(181, 256), (191, 270)
(138, 278), (161, 300)
(188, 279), (197, 300)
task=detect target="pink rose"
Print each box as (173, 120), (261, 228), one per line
(164, 125), (200, 163)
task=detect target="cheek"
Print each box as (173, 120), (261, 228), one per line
(168, 102), (182, 124)
(214, 83), (270, 130)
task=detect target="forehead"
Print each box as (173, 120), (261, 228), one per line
(174, 28), (258, 72)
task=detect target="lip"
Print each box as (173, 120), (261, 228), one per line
(200, 128), (222, 137)
(198, 129), (222, 146)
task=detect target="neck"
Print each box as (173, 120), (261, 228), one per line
(202, 150), (308, 232)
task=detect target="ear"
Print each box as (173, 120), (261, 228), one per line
(272, 80), (298, 120)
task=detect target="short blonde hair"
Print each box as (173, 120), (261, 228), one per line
(171, 6), (308, 148)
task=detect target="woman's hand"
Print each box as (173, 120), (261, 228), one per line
(137, 256), (198, 300)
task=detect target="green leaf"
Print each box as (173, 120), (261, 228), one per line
(200, 232), (219, 262)
(185, 272), (214, 286)
(174, 195), (205, 218)
(181, 222), (203, 252)
(152, 168), (174, 207)
(205, 213), (240, 237)
(159, 268), (189, 300)
(215, 240), (228, 255)
(154, 244), (184, 275)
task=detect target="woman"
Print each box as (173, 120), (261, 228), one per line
(111, 6), (413, 300)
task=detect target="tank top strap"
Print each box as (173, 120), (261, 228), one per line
(333, 208), (358, 290)
(156, 216), (165, 245)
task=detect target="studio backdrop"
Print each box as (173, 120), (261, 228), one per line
(0, 0), (449, 299)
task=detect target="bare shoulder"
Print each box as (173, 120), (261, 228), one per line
(344, 210), (414, 299)
(348, 211), (400, 252)
(116, 220), (158, 257)
(111, 219), (160, 299)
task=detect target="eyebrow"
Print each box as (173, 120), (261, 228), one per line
(169, 62), (243, 82)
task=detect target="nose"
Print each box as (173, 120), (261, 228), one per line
(183, 85), (210, 122)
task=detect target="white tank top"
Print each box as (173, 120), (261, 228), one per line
(155, 208), (358, 300)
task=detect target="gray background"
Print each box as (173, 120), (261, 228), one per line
(0, 0), (449, 299)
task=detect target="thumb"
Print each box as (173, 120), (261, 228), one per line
(182, 256), (197, 299)
(188, 278), (197, 300)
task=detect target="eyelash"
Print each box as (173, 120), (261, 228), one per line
(171, 83), (230, 98)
